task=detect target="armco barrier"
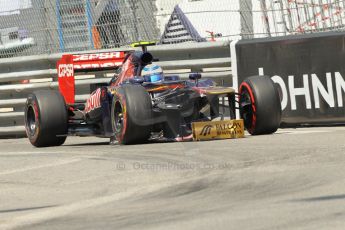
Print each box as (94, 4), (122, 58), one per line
(3, 34), (345, 138)
(233, 32), (345, 126)
(0, 41), (232, 137)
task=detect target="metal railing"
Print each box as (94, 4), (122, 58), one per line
(0, 41), (232, 137)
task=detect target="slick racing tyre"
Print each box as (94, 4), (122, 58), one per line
(111, 84), (152, 144)
(25, 90), (68, 147)
(239, 75), (282, 135)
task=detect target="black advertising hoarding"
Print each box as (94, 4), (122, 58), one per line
(234, 32), (345, 126)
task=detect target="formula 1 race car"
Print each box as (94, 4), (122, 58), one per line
(24, 42), (281, 147)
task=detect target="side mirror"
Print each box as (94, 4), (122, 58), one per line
(189, 73), (202, 80)
(140, 52), (153, 64)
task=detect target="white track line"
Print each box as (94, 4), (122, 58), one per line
(0, 151), (55, 156)
(0, 190), (141, 230)
(0, 178), (198, 230)
(286, 130), (330, 135)
(0, 158), (81, 176)
(277, 127), (345, 135)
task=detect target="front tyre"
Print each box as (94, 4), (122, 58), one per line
(239, 76), (282, 135)
(25, 90), (68, 147)
(111, 84), (152, 144)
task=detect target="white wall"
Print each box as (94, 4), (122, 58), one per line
(0, 0), (32, 16)
(155, 0), (183, 33)
(155, 0), (242, 40)
(156, 0), (345, 39)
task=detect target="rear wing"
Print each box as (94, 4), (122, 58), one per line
(57, 51), (128, 104)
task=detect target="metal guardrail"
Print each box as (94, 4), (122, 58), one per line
(0, 41), (232, 137)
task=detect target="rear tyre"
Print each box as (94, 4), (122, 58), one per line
(111, 84), (152, 144)
(239, 76), (281, 135)
(25, 90), (68, 147)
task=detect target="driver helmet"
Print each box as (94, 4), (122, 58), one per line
(141, 64), (164, 82)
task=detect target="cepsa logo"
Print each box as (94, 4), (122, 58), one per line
(73, 52), (122, 61)
(58, 64), (74, 78)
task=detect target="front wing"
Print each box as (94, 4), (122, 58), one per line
(192, 119), (244, 141)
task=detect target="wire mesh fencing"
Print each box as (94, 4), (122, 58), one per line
(0, 0), (345, 58)
(0, 0), (159, 58)
(256, 0), (345, 37)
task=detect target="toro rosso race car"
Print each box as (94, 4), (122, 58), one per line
(24, 42), (281, 147)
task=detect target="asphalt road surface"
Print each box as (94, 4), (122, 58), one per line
(0, 127), (345, 230)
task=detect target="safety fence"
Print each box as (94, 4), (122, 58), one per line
(258, 0), (345, 37)
(0, 41), (232, 137)
(1, 0), (345, 58)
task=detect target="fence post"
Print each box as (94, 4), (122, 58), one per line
(240, 0), (254, 39)
(259, 0), (272, 37)
(86, 0), (95, 49)
(55, 0), (65, 52)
